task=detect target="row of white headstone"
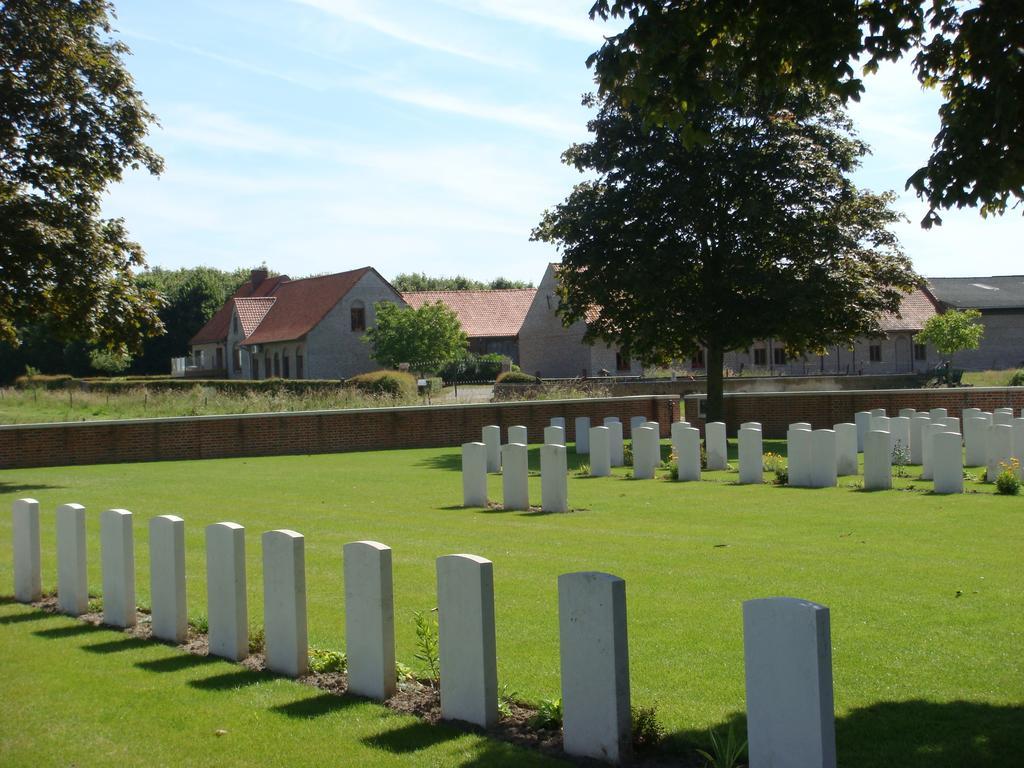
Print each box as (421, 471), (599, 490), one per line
(9, 497), (837, 767)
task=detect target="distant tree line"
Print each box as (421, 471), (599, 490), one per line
(391, 273), (533, 292)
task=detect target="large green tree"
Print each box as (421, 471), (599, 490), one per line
(588, 1), (1023, 227)
(533, 87), (919, 421)
(915, 308), (985, 365)
(364, 301), (468, 374)
(0, 0), (164, 351)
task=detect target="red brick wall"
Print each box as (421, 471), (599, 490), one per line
(685, 387), (1024, 438)
(0, 396), (680, 469)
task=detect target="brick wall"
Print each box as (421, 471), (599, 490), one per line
(0, 395), (679, 470)
(684, 387), (1024, 438)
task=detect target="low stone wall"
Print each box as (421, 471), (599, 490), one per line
(0, 395), (679, 469)
(684, 387), (1024, 438)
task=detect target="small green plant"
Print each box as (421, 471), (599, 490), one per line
(994, 458), (1021, 495)
(413, 609), (440, 684)
(631, 704), (665, 751)
(575, 462), (591, 476)
(530, 697), (562, 729)
(696, 724), (748, 768)
(188, 614), (209, 634)
(1009, 369), (1024, 387)
(700, 443), (708, 469)
(248, 625), (266, 655)
(87, 597), (103, 613)
(498, 682), (519, 718)
(395, 661), (416, 682)
(623, 443), (634, 465)
(773, 467), (789, 486)
(308, 647), (347, 673)
(762, 452), (785, 473)
(892, 440), (910, 478)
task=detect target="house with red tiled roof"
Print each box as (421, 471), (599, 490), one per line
(518, 264), (644, 378)
(401, 289), (535, 362)
(189, 267), (405, 380)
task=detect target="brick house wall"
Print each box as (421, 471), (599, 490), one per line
(0, 396), (680, 470)
(684, 387), (1024, 438)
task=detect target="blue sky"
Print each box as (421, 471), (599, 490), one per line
(105, 0), (1022, 283)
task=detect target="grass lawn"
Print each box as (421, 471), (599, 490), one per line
(1, 440), (1021, 766)
(960, 368), (1022, 387)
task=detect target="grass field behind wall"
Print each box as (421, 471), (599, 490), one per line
(0, 440), (1021, 767)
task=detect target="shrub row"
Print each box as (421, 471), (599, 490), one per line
(344, 370), (418, 398)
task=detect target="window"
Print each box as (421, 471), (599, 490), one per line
(753, 348), (767, 366)
(869, 344), (882, 362)
(215, 347), (224, 369)
(296, 351), (304, 379)
(350, 304), (366, 332)
(233, 347), (241, 373)
(914, 343), (927, 361)
(773, 347), (787, 365)
(282, 352), (290, 378)
(691, 348), (705, 368)
(273, 352), (280, 377)
(615, 351), (631, 371)
(252, 357), (259, 380)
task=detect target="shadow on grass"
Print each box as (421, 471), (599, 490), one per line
(135, 653), (220, 673)
(189, 668), (274, 691)
(667, 700), (1023, 768)
(361, 720), (461, 754)
(271, 692), (363, 719)
(81, 636), (152, 654)
(0, 481), (65, 493)
(33, 622), (103, 639)
(417, 452), (462, 472)
(0, 609), (63, 625)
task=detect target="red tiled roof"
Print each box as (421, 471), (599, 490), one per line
(401, 289), (536, 338)
(189, 274), (288, 345)
(241, 268), (374, 345)
(233, 297), (276, 336)
(878, 287), (940, 332)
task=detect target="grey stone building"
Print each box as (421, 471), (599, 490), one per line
(926, 276), (1024, 370)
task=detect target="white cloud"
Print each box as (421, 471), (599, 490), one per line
(440, 0), (610, 44)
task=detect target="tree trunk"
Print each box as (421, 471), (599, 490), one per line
(705, 343), (725, 423)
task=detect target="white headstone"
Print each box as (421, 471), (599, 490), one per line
(603, 416), (620, 425)
(962, 407), (981, 424)
(787, 426), (812, 487)
(890, 416), (911, 460)
(791, 422), (812, 431)
(501, 443), (529, 510)
(898, 408), (917, 419)
(738, 426), (763, 484)
(344, 541), (396, 701)
(834, 423), (858, 476)
(811, 430), (838, 488)
(574, 417), (591, 454)
(863, 430), (892, 490)
(541, 443), (569, 513)
(589, 426), (611, 477)
(740, 421), (762, 432)
(206, 522), (248, 661)
(100, 509), (135, 628)
(632, 425), (659, 479)
(993, 410), (1013, 427)
(461, 442), (488, 507)
(743, 598), (836, 768)
(550, 417), (566, 429)
(558, 572), (631, 764)
(870, 414), (891, 436)
(482, 425), (501, 473)
(994, 407), (1014, 416)
(929, 407), (948, 421)
(436, 554), (498, 727)
(606, 420), (625, 467)
(943, 416), (961, 434)
(986, 424), (1014, 482)
(508, 425), (528, 445)
(921, 422), (949, 480)
(909, 414), (932, 465)
(671, 422), (701, 482)
(932, 432), (964, 494)
(629, 415), (647, 437)
(57, 503), (88, 616)
(544, 425), (565, 446)
(12, 498), (41, 603)
(870, 408), (886, 417)
(705, 422), (728, 471)
(262, 529), (308, 677)
(854, 411), (871, 452)
(149, 515), (187, 643)
(1013, 418), (1024, 471)
(964, 414), (992, 466)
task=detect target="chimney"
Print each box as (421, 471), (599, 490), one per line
(250, 268), (268, 287)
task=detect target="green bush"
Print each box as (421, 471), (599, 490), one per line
(344, 370), (417, 398)
(438, 353), (505, 382)
(994, 460), (1021, 495)
(14, 373), (74, 390)
(495, 370), (539, 384)
(1008, 369), (1024, 386)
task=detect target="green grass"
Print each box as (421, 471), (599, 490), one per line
(0, 385), (422, 424)
(1, 441), (1021, 766)
(0, 601), (557, 767)
(960, 368), (1023, 388)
